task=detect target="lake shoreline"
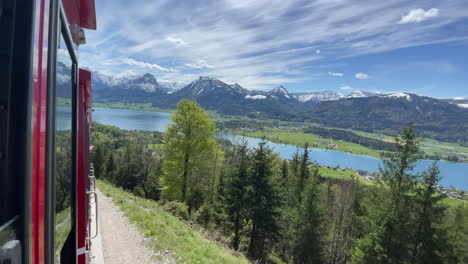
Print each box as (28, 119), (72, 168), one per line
(83, 107), (468, 190)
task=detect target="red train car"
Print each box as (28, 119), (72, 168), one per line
(1, 0), (97, 263)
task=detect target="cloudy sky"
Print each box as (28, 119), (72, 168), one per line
(80, 0), (468, 98)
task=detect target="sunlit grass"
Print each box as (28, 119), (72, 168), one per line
(245, 131), (386, 159)
(97, 180), (249, 264)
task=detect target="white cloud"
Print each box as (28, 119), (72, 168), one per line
(328, 71), (343, 77)
(398, 8), (439, 24)
(316, 50), (321, 54)
(355, 73), (369, 79)
(122, 58), (170, 72)
(340, 85), (352, 90)
(185, 60), (215, 69)
(80, 0), (468, 89)
(166, 36), (186, 46)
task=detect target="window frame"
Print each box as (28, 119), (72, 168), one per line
(45, 2), (79, 263)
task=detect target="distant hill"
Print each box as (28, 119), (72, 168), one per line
(304, 93), (468, 143)
(89, 70), (467, 143)
(444, 97), (468, 109)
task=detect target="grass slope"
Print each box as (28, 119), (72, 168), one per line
(245, 131), (385, 158)
(97, 180), (249, 264)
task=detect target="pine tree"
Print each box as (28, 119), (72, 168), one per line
(105, 152), (116, 181)
(291, 149), (300, 177)
(293, 169), (324, 264)
(161, 99), (217, 202)
(115, 141), (143, 191)
(247, 140), (280, 262)
(296, 143), (310, 201)
(225, 142), (250, 250)
(353, 122), (421, 263)
(410, 163), (449, 263)
(379, 122), (420, 263)
(281, 159), (289, 179)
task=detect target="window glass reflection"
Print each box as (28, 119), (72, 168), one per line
(55, 33), (73, 263)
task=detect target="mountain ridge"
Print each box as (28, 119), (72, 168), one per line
(89, 70), (468, 143)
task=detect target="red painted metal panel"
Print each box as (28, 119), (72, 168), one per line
(77, 68), (91, 264)
(62, 0), (97, 30)
(79, 0), (97, 30)
(31, 0), (51, 262)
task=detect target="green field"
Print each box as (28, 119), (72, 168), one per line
(93, 101), (174, 113)
(318, 167), (378, 186)
(97, 180), (249, 264)
(245, 131), (387, 159)
(350, 129), (468, 157)
(89, 102), (468, 162)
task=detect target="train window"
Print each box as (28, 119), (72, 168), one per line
(54, 32), (74, 262)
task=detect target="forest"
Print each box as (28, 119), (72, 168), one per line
(92, 99), (468, 264)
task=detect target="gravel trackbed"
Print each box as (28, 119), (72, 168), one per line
(96, 189), (157, 264)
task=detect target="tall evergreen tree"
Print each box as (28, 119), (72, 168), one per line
(353, 122), (421, 263)
(281, 159), (289, 179)
(116, 141), (143, 191)
(291, 149), (300, 177)
(161, 99), (218, 202)
(410, 163), (449, 263)
(293, 168), (324, 264)
(225, 142), (250, 250)
(296, 143), (310, 201)
(247, 140), (280, 262)
(380, 122), (420, 263)
(105, 152), (116, 181)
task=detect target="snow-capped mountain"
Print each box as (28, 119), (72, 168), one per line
(159, 80), (187, 93)
(345, 90), (383, 99)
(383, 92), (412, 101)
(119, 73), (161, 93)
(444, 97), (468, 108)
(292, 91), (344, 102)
(230, 83), (248, 95)
(175, 76), (246, 98)
(266, 86), (294, 100)
(92, 71), (142, 88)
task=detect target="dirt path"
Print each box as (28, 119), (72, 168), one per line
(95, 188), (157, 264)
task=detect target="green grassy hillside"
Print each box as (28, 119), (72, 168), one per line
(97, 180), (250, 264)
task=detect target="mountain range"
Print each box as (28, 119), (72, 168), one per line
(90, 71), (468, 144)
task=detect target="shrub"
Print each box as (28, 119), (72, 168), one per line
(163, 201), (189, 220)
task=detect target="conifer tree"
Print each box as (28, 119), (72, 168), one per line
(105, 152), (116, 181)
(281, 159), (289, 179)
(293, 168), (324, 264)
(291, 149), (300, 177)
(247, 140), (280, 262)
(225, 142), (251, 250)
(354, 122), (421, 263)
(296, 143), (310, 201)
(410, 163), (449, 263)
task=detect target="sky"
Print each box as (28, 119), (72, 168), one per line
(80, 0), (468, 98)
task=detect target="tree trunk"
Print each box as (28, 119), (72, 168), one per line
(182, 153), (190, 202)
(248, 222), (264, 261)
(232, 208), (241, 250)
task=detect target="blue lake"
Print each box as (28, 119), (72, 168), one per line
(88, 107), (468, 190)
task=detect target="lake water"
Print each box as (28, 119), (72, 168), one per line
(88, 107), (468, 190)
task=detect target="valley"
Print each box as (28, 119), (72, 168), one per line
(86, 100), (468, 163)
(91, 69), (468, 146)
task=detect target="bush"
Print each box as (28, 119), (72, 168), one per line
(163, 201), (189, 220)
(195, 202), (216, 227)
